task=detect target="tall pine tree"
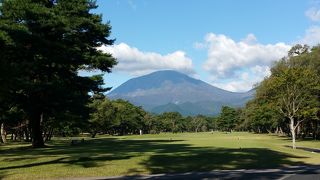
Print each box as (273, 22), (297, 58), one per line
(0, 0), (116, 147)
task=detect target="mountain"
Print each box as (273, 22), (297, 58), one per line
(108, 70), (255, 116)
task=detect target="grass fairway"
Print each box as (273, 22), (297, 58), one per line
(0, 132), (320, 179)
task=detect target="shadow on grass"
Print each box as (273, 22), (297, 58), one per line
(140, 147), (305, 174)
(0, 155), (133, 170)
(0, 137), (307, 175)
(284, 145), (320, 153)
(0, 171), (7, 180)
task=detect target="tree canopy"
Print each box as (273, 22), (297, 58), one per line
(241, 45), (320, 148)
(0, 0), (116, 147)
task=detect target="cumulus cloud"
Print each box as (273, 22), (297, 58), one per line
(201, 33), (290, 79)
(198, 33), (290, 92)
(99, 43), (194, 76)
(299, 26), (320, 46)
(306, 7), (320, 22)
(211, 65), (271, 92)
(241, 33), (257, 44)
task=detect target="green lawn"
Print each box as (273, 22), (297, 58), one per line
(0, 132), (319, 179)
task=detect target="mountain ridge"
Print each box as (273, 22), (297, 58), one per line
(110, 70), (252, 95)
(108, 70), (254, 116)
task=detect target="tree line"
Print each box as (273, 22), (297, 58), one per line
(89, 97), (246, 136)
(240, 45), (320, 149)
(0, 93), (221, 141)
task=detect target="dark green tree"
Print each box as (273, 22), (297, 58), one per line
(89, 96), (117, 137)
(217, 106), (240, 132)
(159, 112), (183, 133)
(143, 113), (162, 134)
(112, 100), (146, 135)
(0, 0), (116, 147)
(241, 99), (279, 133)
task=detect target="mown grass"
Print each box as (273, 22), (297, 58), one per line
(0, 132), (319, 179)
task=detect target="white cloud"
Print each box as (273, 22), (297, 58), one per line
(193, 42), (207, 49)
(198, 33), (290, 92)
(201, 27), (320, 92)
(99, 43), (194, 76)
(212, 65), (271, 92)
(299, 26), (320, 46)
(201, 33), (290, 79)
(241, 33), (257, 44)
(213, 81), (252, 93)
(306, 7), (320, 22)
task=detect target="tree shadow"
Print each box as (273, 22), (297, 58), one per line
(0, 171), (7, 180)
(0, 155), (133, 170)
(141, 147), (306, 174)
(0, 138), (186, 171)
(284, 145), (320, 153)
(0, 137), (309, 178)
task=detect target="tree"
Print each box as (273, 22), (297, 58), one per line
(111, 100), (145, 135)
(251, 45), (320, 149)
(0, 0), (116, 147)
(143, 113), (162, 134)
(241, 98), (280, 133)
(217, 106), (240, 132)
(89, 96), (116, 137)
(191, 115), (206, 133)
(159, 112), (183, 133)
(264, 64), (319, 149)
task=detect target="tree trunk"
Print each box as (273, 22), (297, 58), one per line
(313, 121), (318, 140)
(279, 127), (284, 135)
(31, 112), (45, 148)
(316, 121), (319, 140)
(91, 131), (97, 138)
(43, 130), (48, 142)
(18, 122), (23, 141)
(24, 119), (29, 141)
(1, 123), (6, 143)
(25, 128), (30, 142)
(44, 128), (52, 142)
(289, 117), (296, 149)
(48, 128), (53, 141)
(297, 124), (301, 139)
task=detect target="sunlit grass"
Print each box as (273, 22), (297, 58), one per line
(0, 132), (319, 179)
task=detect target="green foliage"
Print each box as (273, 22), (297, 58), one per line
(87, 96), (218, 136)
(241, 99), (280, 133)
(216, 106), (240, 132)
(112, 99), (146, 135)
(89, 98), (146, 136)
(158, 112), (183, 133)
(0, 0), (116, 147)
(242, 44), (320, 139)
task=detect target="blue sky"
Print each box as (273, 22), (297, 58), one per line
(93, 0), (320, 92)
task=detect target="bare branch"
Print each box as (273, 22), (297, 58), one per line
(294, 119), (305, 130)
